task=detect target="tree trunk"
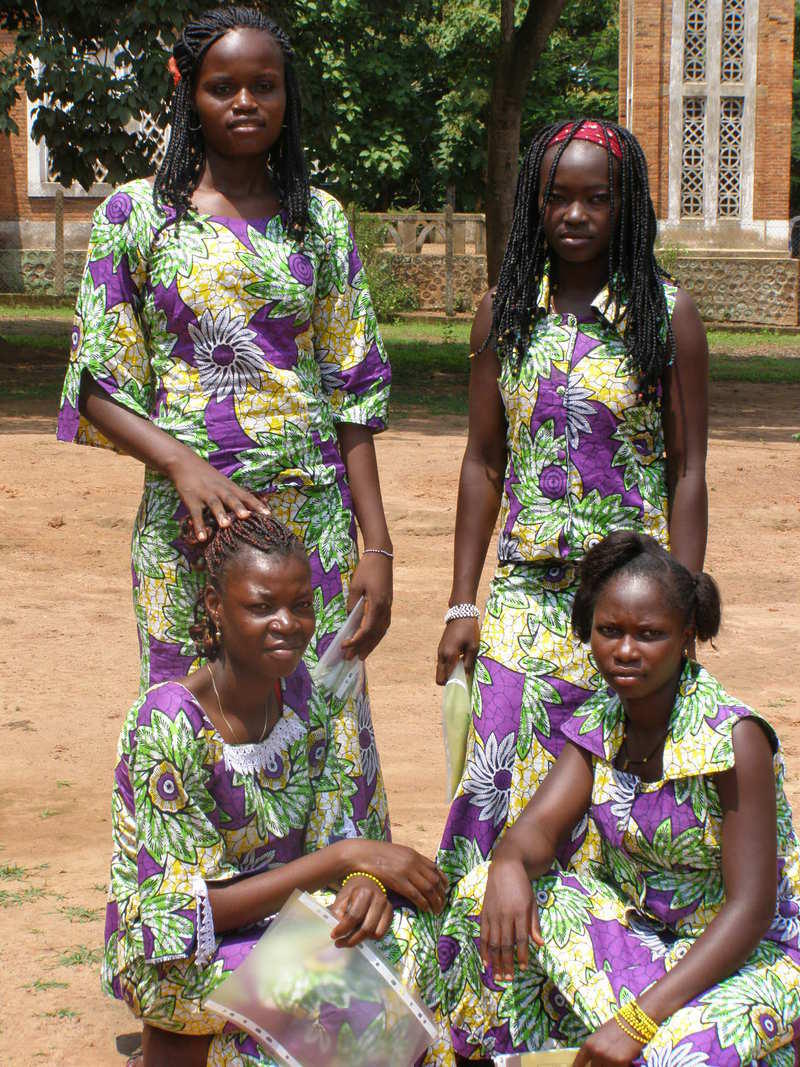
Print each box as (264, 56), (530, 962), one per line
(484, 0), (571, 284)
(485, 80), (524, 285)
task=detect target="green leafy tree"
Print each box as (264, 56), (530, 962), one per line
(427, 0), (618, 281)
(1, 0), (617, 264)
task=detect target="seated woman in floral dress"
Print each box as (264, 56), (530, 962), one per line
(103, 509), (449, 1066)
(436, 531), (800, 1066)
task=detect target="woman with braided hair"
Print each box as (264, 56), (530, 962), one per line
(58, 7), (394, 841)
(435, 120), (709, 895)
(104, 509), (452, 1066)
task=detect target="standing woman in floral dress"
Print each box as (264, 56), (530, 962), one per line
(58, 6), (394, 839)
(435, 119), (709, 884)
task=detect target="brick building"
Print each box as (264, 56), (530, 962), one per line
(618, 0), (798, 323)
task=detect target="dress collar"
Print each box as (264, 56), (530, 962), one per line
(534, 262), (628, 327)
(562, 660), (760, 781)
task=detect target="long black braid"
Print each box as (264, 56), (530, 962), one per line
(491, 118), (673, 397)
(154, 6), (309, 235)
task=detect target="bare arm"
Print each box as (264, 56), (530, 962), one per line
(336, 422), (393, 660)
(662, 288), (709, 572)
(436, 291), (508, 683)
(481, 742), (594, 979)
(208, 837), (447, 936)
(81, 376), (269, 539)
(573, 719), (778, 1067)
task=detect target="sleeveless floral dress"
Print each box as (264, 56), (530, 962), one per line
(439, 271), (678, 884)
(437, 662), (800, 1065)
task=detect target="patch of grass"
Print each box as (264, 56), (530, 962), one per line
(0, 863), (28, 880)
(25, 978), (69, 992)
(0, 331), (69, 351)
(708, 354), (800, 383)
(39, 1008), (79, 1020)
(0, 886), (49, 907)
(92, 882), (107, 893)
(707, 329), (800, 351)
(61, 905), (101, 923)
(39, 808), (60, 819)
(386, 338), (469, 416)
(381, 319), (472, 345)
(56, 780), (72, 788)
(0, 305), (73, 322)
(59, 945), (103, 967)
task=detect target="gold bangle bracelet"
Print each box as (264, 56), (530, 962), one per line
(342, 871), (387, 895)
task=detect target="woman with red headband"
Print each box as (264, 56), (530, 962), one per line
(434, 119), (708, 921)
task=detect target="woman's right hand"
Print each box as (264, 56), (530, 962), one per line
(344, 841), (448, 914)
(166, 449), (271, 541)
(436, 617), (480, 685)
(479, 856), (541, 982)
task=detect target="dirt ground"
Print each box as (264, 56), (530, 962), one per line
(1, 383), (799, 1066)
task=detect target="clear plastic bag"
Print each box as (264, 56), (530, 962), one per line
(493, 1050), (582, 1065)
(206, 890), (438, 1067)
(442, 661), (472, 800)
(310, 597), (365, 702)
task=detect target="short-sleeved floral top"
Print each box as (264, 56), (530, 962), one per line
(496, 270), (677, 566)
(57, 179), (390, 491)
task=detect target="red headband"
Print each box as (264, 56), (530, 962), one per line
(167, 56), (181, 87)
(546, 121), (622, 161)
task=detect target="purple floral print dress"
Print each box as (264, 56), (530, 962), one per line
(57, 178), (390, 841)
(439, 271), (679, 885)
(437, 661), (800, 1065)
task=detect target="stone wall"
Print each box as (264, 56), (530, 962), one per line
(670, 254), (799, 325)
(381, 252), (488, 312)
(380, 251), (799, 325)
(0, 250), (83, 296)
(2, 243), (797, 327)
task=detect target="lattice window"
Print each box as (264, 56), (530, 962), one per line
(720, 0), (746, 80)
(717, 96), (743, 216)
(44, 114), (168, 186)
(680, 97), (706, 217)
(683, 0), (707, 81)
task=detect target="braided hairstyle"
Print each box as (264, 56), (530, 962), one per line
(571, 530), (720, 644)
(154, 6), (309, 234)
(183, 503), (309, 661)
(490, 118), (672, 397)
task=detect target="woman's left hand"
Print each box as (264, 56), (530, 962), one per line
(342, 552), (393, 660)
(572, 1018), (644, 1067)
(329, 877), (394, 947)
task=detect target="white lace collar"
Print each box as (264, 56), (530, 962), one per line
(221, 711), (307, 776)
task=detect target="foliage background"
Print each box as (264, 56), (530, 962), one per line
(0, 0), (617, 211)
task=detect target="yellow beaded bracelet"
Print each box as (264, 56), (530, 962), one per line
(614, 1012), (646, 1044)
(342, 871), (387, 895)
(615, 1000), (659, 1043)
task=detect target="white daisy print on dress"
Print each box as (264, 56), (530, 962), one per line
(462, 731), (516, 826)
(644, 1043), (710, 1067)
(609, 768), (640, 831)
(188, 307), (267, 402)
(564, 375), (596, 449)
(355, 690), (379, 786)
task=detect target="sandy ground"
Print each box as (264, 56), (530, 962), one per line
(1, 383), (799, 1066)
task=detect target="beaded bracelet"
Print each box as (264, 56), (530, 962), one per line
(363, 547), (394, 560)
(614, 999), (659, 1043)
(342, 871), (387, 895)
(444, 602), (480, 624)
